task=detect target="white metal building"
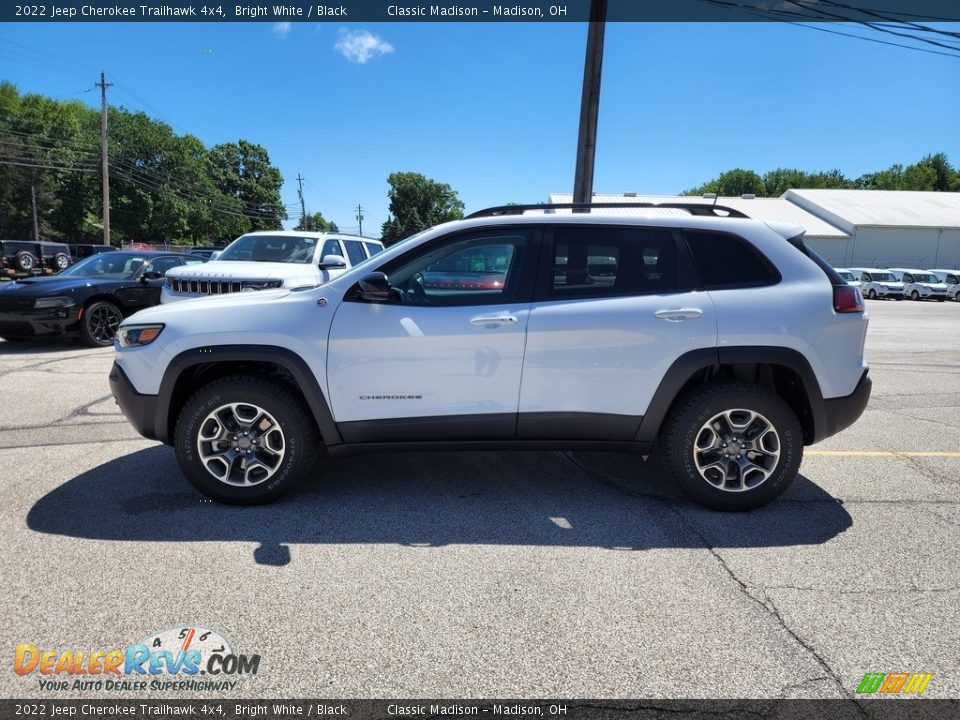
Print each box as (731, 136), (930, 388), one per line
(548, 193), (853, 263)
(784, 189), (960, 269)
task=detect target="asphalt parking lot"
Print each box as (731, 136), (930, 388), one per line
(0, 299), (958, 700)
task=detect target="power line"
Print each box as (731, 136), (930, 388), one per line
(0, 159), (98, 173)
(779, 0), (960, 52)
(698, 0), (960, 59)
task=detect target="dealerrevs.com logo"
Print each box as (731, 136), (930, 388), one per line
(14, 625), (260, 692)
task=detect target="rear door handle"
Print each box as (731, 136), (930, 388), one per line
(470, 315), (518, 328)
(654, 308), (704, 322)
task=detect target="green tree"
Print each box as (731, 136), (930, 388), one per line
(762, 168), (851, 197)
(294, 211), (334, 232)
(380, 171), (464, 246)
(683, 168), (766, 197)
(208, 140), (286, 232)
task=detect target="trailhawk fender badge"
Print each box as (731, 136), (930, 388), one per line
(317, 297), (327, 306)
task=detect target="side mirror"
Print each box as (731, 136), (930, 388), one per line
(141, 271), (162, 281)
(357, 272), (391, 302)
(319, 254), (347, 270)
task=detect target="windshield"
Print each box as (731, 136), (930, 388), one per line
(912, 273), (937, 283)
(218, 235), (318, 264)
(60, 253), (148, 279)
(872, 272), (897, 282)
(838, 271), (854, 281)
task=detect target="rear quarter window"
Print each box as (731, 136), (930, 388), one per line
(684, 230), (780, 289)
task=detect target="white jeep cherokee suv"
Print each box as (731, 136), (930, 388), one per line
(161, 231), (384, 303)
(111, 203), (871, 511)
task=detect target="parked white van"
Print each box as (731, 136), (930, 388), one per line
(888, 268), (949, 302)
(834, 268), (860, 288)
(928, 269), (960, 301)
(848, 268), (904, 300)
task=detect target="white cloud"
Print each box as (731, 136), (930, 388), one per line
(273, 22), (292, 38)
(334, 29), (394, 64)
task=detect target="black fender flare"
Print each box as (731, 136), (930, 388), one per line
(634, 346), (827, 444)
(155, 345), (341, 447)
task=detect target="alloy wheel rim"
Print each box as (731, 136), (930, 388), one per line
(197, 402), (286, 487)
(693, 408), (781, 493)
(88, 305), (121, 343)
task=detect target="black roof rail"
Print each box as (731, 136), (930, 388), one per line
(465, 202), (750, 220)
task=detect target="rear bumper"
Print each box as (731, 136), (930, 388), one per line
(821, 369), (872, 440)
(109, 362), (159, 441)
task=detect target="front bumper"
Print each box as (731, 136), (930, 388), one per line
(0, 308), (77, 338)
(822, 369), (872, 440)
(109, 362), (159, 441)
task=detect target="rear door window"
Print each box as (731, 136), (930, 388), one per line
(343, 240), (366, 266)
(543, 227), (678, 299)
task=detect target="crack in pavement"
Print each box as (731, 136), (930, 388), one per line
(0, 394), (122, 434)
(761, 584), (960, 595)
(777, 675), (834, 699)
(0, 436), (148, 450)
(557, 451), (861, 707)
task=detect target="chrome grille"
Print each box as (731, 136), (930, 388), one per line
(169, 278), (253, 296)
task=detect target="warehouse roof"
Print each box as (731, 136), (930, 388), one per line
(547, 193), (850, 238)
(784, 189), (960, 229)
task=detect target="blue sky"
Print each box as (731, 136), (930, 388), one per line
(1, 20), (958, 236)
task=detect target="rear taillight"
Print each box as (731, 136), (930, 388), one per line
(834, 285), (864, 313)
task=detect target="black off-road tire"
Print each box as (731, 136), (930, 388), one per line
(174, 375), (322, 505)
(53, 253), (70, 271)
(659, 381), (803, 511)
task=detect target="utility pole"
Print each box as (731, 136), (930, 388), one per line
(572, 0), (607, 211)
(356, 204), (364, 236)
(96, 72), (113, 245)
(296, 173), (307, 229)
(31, 183), (39, 241)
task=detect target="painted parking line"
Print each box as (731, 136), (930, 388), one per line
(806, 451), (960, 458)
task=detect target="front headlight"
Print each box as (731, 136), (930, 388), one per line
(34, 296), (75, 309)
(117, 324), (165, 348)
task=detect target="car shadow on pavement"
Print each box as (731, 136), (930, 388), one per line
(0, 339), (83, 354)
(27, 445), (853, 565)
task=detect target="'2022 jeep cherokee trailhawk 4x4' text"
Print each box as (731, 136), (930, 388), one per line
(110, 203), (871, 511)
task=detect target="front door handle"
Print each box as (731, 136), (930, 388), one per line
(470, 315), (518, 328)
(654, 308), (704, 322)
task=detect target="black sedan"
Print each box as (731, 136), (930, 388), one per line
(0, 251), (205, 347)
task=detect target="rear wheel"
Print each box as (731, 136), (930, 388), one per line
(53, 253), (70, 271)
(174, 375), (321, 505)
(660, 381), (803, 511)
(14, 251), (34, 272)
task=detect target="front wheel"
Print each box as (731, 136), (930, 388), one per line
(911, 290), (920, 301)
(867, 289), (877, 300)
(659, 382), (803, 511)
(174, 375), (322, 505)
(79, 301), (122, 346)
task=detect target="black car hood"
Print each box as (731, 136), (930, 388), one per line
(0, 276), (114, 296)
